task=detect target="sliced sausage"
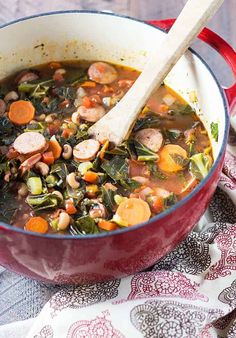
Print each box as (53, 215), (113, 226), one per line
(77, 105), (105, 123)
(73, 139), (100, 161)
(88, 62), (118, 84)
(19, 153), (42, 174)
(13, 132), (47, 155)
(0, 99), (6, 115)
(135, 128), (163, 152)
(17, 71), (39, 84)
(4, 91), (19, 102)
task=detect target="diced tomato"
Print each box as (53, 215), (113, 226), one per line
(82, 96), (93, 108)
(59, 99), (70, 108)
(61, 128), (75, 138)
(90, 94), (102, 105)
(65, 200), (77, 215)
(152, 197), (164, 213)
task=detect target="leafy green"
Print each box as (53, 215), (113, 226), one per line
(101, 156), (128, 182)
(70, 215), (99, 235)
(101, 186), (116, 215)
(50, 162), (68, 188)
(133, 115), (161, 132)
(164, 193), (178, 209)
(176, 104), (194, 115)
(66, 68), (88, 86)
(0, 155), (10, 176)
(101, 156), (140, 191)
(105, 147), (127, 156)
(131, 140), (159, 162)
(24, 122), (45, 133)
(210, 122), (219, 142)
(26, 192), (61, 212)
(165, 129), (182, 140)
(54, 86), (76, 100)
(119, 178), (140, 190)
(169, 153), (189, 167)
(189, 153), (211, 180)
(31, 97), (60, 114)
(0, 116), (19, 145)
(18, 79), (54, 98)
(0, 182), (18, 223)
(147, 162), (167, 180)
(66, 185), (85, 205)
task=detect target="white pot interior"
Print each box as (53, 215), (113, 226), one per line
(0, 12), (226, 159)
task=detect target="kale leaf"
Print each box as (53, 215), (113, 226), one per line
(70, 215), (99, 235)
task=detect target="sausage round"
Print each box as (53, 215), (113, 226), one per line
(73, 139), (100, 161)
(135, 128), (163, 152)
(77, 105), (106, 123)
(13, 132), (47, 155)
(17, 71), (39, 84)
(88, 62), (118, 84)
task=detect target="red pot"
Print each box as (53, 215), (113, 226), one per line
(0, 12), (235, 284)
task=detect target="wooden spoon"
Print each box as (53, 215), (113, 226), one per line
(88, 0), (224, 145)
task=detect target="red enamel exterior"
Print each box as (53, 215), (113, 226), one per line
(0, 18), (235, 284)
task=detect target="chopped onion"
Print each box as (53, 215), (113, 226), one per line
(102, 96), (112, 107)
(76, 87), (87, 98)
(74, 97), (82, 107)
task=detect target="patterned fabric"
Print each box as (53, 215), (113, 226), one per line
(23, 145), (236, 337)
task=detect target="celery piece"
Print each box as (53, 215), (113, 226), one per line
(27, 177), (43, 195)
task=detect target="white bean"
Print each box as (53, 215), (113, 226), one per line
(57, 212), (70, 230)
(35, 161), (49, 176)
(62, 144), (73, 160)
(66, 172), (80, 189)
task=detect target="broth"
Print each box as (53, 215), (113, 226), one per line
(0, 60), (212, 235)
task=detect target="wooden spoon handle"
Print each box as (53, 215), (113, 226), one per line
(89, 0), (224, 145)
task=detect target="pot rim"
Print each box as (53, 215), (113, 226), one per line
(0, 10), (230, 239)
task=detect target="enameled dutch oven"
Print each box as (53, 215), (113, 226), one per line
(0, 12), (235, 284)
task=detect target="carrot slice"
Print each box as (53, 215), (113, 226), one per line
(42, 151), (55, 165)
(8, 100), (35, 125)
(82, 171), (98, 183)
(49, 136), (62, 159)
(25, 217), (48, 234)
(81, 81), (96, 88)
(116, 198), (151, 226)
(158, 144), (188, 173)
(65, 200), (77, 215)
(98, 220), (117, 231)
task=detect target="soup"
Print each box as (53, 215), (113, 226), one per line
(0, 61), (212, 235)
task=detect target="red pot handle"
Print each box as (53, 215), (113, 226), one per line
(147, 19), (236, 114)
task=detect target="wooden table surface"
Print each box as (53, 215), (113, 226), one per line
(0, 0), (235, 85)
